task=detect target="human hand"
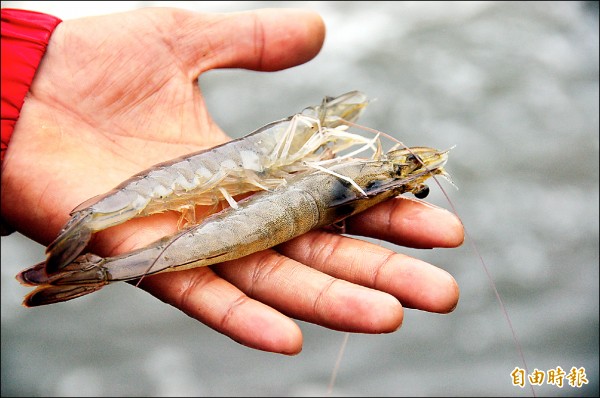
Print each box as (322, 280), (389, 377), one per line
(0, 7), (463, 354)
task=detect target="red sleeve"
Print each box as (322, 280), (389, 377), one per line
(1, 8), (62, 163)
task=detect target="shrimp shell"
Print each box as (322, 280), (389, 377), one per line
(18, 147), (450, 306)
(45, 91), (376, 273)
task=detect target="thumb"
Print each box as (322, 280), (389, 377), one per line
(154, 7), (326, 75)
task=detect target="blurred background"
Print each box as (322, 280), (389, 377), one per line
(1, 1), (598, 396)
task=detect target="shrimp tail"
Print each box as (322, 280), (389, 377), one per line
(16, 254), (109, 307)
(45, 210), (94, 273)
(22, 284), (106, 307)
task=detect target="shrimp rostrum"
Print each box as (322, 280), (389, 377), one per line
(45, 91), (377, 273)
(18, 147), (450, 307)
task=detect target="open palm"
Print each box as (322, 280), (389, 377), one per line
(1, 7), (463, 354)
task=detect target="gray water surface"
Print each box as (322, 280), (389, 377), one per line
(2, 1), (598, 396)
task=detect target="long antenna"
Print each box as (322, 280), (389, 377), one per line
(327, 119), (535, 397)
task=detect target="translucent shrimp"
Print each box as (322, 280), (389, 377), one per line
(18, 147), (450, 307)
(45, 91), (378, 273)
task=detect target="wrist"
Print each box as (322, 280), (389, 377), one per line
(1, 8), (62, 164)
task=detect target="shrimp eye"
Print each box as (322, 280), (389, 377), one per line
(406, 153), (423, 165)
(393, 163), (403, 176)
(414, 185), (430, 199)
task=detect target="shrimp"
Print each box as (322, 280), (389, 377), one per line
(45, 91), (379, 273)
(17, 147), (450, 307)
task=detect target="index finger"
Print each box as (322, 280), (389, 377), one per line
(344, 196), (465, 249)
